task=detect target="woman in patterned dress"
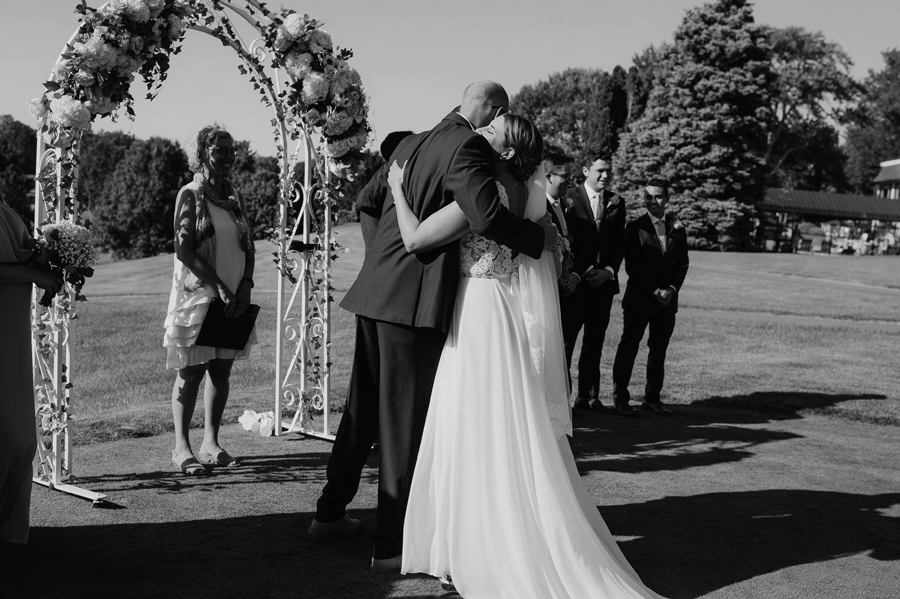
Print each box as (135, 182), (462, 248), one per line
(163, 125), (256, 475)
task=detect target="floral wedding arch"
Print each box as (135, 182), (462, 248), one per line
(30, 0), (369, 502)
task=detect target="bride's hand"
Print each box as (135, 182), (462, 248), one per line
(388, 160), (407, 205)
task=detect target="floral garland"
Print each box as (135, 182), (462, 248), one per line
(29, 0), (194, 147)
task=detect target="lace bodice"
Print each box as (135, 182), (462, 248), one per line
(459, 182), (517, 278)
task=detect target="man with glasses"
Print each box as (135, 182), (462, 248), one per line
(565, 152), (627, 415)
(611, 179), (689, 416)
(544, 150), (579, 298)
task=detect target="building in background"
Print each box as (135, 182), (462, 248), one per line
(757, 189), (900, 255)
(874, 158), (900, 200)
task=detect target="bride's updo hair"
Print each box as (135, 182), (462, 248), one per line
(503, 114), (544, 181)
(187, 124), (232, 174)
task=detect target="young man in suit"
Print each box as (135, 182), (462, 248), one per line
(611, 180), (689, 416)
(543, 150), (579, 299)
(565, 153), (627, 415)
(310, 81), (557, 571)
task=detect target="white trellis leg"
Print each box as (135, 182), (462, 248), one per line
(31, 136), (105, 505)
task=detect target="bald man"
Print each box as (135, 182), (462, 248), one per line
(311, 81), (558, 571)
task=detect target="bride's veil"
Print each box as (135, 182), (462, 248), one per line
(518, 163), (572, 438)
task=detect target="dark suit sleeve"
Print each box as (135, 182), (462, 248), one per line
(605, 200), (626, 274)
(355, 164), (389, 250)
(569, 216), (593, 277)
(670, 230), (690, 291)
(446, 135), (544, 259)
(624, 221), (659, 297)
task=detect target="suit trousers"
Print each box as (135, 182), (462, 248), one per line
(562, 284), (615, 399)
(612, 306), (677, 404)
(315, 315), (445, 558)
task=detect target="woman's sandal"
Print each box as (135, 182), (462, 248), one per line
(172, 450), (209, 476)
(197, 449), (240, 467)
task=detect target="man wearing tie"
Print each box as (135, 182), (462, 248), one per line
(565, 153), (627, 415)
(611, 180), (689, 416)
(544, 151), (579, 299)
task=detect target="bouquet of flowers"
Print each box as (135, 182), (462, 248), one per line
(34, 220), (99, 306)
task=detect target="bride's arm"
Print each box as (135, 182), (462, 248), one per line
(388, 161), (469, 253)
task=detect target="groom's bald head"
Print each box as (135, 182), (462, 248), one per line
(460, 80), (509, 129)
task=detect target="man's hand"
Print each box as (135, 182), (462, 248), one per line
(559, 271), (579, 296)
(585, 268), (612, 288)
(539, 214), (559, 251)
(654, 287), (674, 306)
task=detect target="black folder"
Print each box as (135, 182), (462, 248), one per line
(195, 298), (260, 350)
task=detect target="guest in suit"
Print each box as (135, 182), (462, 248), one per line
(611, 179), (689, 416)
(310, 81), (556, 571)
(543, 150), (578, 298)
(565, 153), (627, 414)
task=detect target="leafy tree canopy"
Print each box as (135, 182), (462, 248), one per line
(616, 0), (774, 250)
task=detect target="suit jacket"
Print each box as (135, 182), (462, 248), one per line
(621, 212), (690, 315)
(342, 111), (545, 334)
(566, 185), (626, 295)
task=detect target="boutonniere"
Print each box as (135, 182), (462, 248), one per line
(562, 196), (575, 211)
(671, 220), (684, 231)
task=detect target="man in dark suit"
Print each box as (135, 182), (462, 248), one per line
(611, 180), (689, 416)
(310, 81), (557, 571)
(543, 150), (579, 299)
(564, 153), (627, 415)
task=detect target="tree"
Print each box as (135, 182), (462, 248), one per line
(845, 49), (900, 193)
(762, 26), (860, 190)
(229, 141), (281, 238)
(511, 68), (617, 162)
(76, 131), (138, 218)
(0, 115), (37, 225)
(616, 0), (774, 250)
(93, 137), (189, 259)
(625, 45), (665, 124)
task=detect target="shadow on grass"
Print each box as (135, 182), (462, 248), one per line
(695, 391), (896, 425)
(73, 450), (339, 494)
(571, 405), (803, 474)
(606, 490), (900, 598)
(4, 491), (897, 599)
(1, 510), (429, 599)
(571, 392), (894, 474)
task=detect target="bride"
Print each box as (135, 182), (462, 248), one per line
(388, 113), (668, 599)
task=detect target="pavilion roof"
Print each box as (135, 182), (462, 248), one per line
(760, 188), (900, 221)
(874, 163), (900, 183)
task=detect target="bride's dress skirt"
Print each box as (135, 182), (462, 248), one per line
(402, 275), (666, 599)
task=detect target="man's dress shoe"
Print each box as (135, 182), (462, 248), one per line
(641, 401), (673, 416)
(308, 515), (362, 539)
(574, 397), (615, 414)
(371, 554), (402, 573)
(615, 403), (638, 417)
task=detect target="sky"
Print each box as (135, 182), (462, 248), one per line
(2, 0), (898, 158)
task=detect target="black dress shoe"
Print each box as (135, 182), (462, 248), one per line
(574, 397), (615, 414)
(615, 403), (638, 417)
(641, 401), (672, 416)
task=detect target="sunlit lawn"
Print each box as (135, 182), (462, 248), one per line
(67, 225), (900, 444)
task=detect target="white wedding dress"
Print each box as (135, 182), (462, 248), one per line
(402, 173), (667, 599)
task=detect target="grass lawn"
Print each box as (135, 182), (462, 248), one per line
(67, 223), (900, 445)
(8, 225), (899, 599)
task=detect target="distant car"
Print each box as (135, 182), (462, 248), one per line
(839, 247), (856, 255)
